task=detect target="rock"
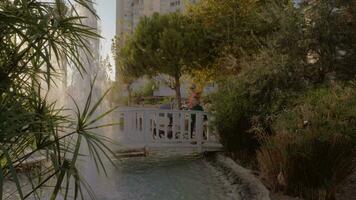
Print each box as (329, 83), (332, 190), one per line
(208, 153), (271, 200)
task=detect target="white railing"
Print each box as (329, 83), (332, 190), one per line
(114, 108), (221, 152)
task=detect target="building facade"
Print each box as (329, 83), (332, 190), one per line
(116, 0), (197, 36)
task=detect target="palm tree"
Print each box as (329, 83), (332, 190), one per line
(0, 0), (116, 199)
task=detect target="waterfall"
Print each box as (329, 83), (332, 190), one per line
(69, 2), (103, 106)
(64, 2), (118, 198)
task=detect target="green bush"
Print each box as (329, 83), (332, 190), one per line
(283, 134), (354, 200)
(259, 133), (355, 200)
(258, 84), (356, 199)
(133, 79), (156, 98)
(257, 133), (291, 192)
(212, 77), (259, 163)
(211, 47), (302, 163)
(274, 83), (356, 143)
(207, 0), (356, 198)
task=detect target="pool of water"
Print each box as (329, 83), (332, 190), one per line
(86, 153), (235, 200)
(4, 153), (235, 200)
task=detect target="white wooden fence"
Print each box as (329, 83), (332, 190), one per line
(114, 108), (222, 152)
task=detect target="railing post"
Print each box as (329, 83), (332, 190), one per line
(123, 111), (129, 141)
(180, 113), (185, 142)
(142, 110), (147, 145)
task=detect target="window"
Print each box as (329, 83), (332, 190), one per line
(170, 0), (180, 7)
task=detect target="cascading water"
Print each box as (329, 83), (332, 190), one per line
(66, 2), (119, 199)
(69, 3), (106, 107)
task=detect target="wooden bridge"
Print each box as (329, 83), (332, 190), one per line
(114, 108), (223, 154)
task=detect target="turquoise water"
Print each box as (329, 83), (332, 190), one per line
(89, 154), (234, 200)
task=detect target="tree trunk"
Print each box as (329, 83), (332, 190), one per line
(174, 75), (182, 110)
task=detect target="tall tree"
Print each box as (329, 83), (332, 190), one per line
(113, 35), (147, 105)
(126, 13), (211, 109)
(299, 0), (356, 82)
(186, 0), (293, 78)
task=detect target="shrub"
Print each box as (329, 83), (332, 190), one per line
(212, 77), (260, 163)
(133, 79), (156, 98)
(262, 133), (355, 200)
(211, 47), (302, 163)
(259, 133), (355, 200)
(274, 83), (356, 144)
(258, 84), (356, 199)
(283, 134), (354, 200)
(257, 133), (294, 192)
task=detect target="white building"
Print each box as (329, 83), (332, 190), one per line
(116, 0), (197, 35)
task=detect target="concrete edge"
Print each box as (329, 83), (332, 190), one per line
(208, 153), (271, 200)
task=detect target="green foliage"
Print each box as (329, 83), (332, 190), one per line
(209, 1), (356, 198)
(211, 44), (304, 163)
(209, 1), (303, 164)
(112, 35), (144, 105)
(259, 132), (355, 200)
(0, 0), (115, 199)
(187, 0), (292, 77)
(299, 0), (356, 81)
(283, 134), (354, 200)
(133, 79), (156, 98)
(121, 12), (212, 108)
(274, 83), (356, 144)
(113, 35), (145, 85)
(132, 12), (211, 74)
(211, 78), (259, 163)
(258, 84), (356, 199)
(108, 80), (128, 106)
(187, 0), (267, 53)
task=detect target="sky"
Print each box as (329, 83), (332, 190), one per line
(95, 0), (116, 79)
